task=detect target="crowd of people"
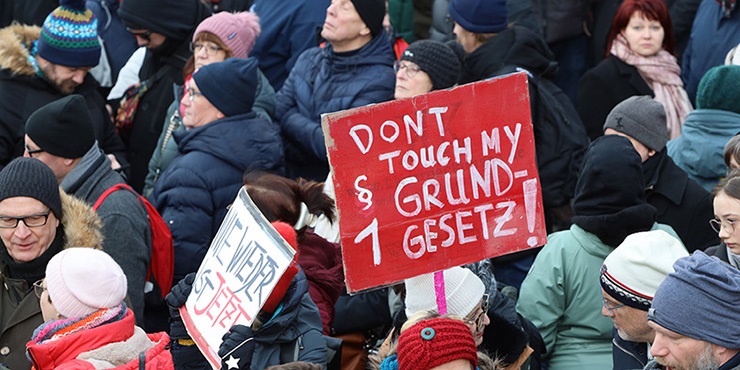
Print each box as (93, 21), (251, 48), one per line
(1, 0), (740, 369)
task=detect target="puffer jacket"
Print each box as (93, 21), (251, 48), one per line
(275, 30), (396, 181)
(0, 192), (104, 370)
(149, 112), (283, 282)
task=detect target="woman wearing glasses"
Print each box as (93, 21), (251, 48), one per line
(393, 39), (461, 100)
(0, 157), (104, 370)
(706, 169), (740, 268)
(143, 11), (274, 198)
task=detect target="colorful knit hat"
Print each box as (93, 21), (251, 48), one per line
(397, 318), (478, 370)
(37, 0), (101, 68)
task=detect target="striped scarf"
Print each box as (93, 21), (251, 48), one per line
(30, 304), (127, 345)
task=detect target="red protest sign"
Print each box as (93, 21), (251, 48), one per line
(323, 72), (547, 292)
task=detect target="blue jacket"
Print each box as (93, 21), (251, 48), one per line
(667, 109), (740, 192)
(612, 328), (648, 370)
(250, 0), (331, 91)
(149, 112), (284, 281)
(275, 31), (396, 181)
(681, 0), (740, 103)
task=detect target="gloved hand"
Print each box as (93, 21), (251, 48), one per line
(166, 273), (196, 340)
(218, 325), (256, 370)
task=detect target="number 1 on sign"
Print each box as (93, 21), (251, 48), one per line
(354, 218), (381, 266)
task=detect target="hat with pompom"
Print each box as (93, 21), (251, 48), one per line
(38, 0), (101, 68)
(194, 12), (261, 59)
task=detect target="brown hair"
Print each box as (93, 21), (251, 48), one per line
(724, 135), (740, 169)
(714, 168), (740, 200)
(183, 31), (234, 79)
(243, 171), (335, 240)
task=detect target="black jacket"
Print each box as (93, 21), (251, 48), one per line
(576, 55), (654, 140)
(612, 328), (648, 370)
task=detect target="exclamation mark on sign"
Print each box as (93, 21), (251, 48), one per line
(523, 179), (538, 246)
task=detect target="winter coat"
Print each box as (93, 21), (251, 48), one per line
(143, 70), (276, 197)
(250, 0), (330, 91)
(645, 152), (718, 252)
(613, 328), (648, 370)
(0, 24), (127, 169)
(297, 231), (343, 335)
(516, 223), (678, 370)
(576, 55), (654, 140)
(705, 243), (740, 268)
(5, 0), (58, 27)
(681, 0), (740, 104)
(0, 193), (104, 370)
(275, 30), (396, 181)
(149, 112), (283, 282)
(86, 0), (138, 83)
(26, 310), (173, 369)
(532, 0), (591, 43)
(61, 145), (151, 326)
(667, 109), (740, 192)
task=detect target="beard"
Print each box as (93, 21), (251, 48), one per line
(655, 342), (720, 370)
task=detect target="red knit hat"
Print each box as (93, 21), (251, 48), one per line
(261, 222), (299, 313)
(397, 318), (478, 370)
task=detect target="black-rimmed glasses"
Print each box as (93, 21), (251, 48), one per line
(0, 212), (51, 229)
(24, 143), (43, 156)
(126, 28), (152, 41)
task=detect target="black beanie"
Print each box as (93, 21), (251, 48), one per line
(401, 39), (461, 91)
(192, 58), (259, 117)
(351, 0), (385, 38)
(0, 158), (62, 220)
(118, 0), (210, 41)
(25, 95), (95, 159)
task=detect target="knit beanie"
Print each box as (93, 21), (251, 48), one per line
(449, 0), (507, 34)
(401, 40), (461, 91)
(0, 158), (62, 220)
(37, 0), (101, 68)
(696, 65), (740, 115)
(397, 318), (478, 370)
(118, 0), (210, 42)
(45, 248), (127, 318)
(603, 96), (669, 152)
(404, 266), (485, 318)
(648, 251), (740, 349)
(261, 222), (300, 313)
(600, 230), (688, 310)
(194, 12), (261, 59)
(350, 0), (385, 38)
(25, 94), (95, 159)
(192, 58), (258, 117)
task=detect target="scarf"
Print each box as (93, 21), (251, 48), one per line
(611, 34), (693, 139)
(29, 303), (127, 345)
(2, 232), (64, 286)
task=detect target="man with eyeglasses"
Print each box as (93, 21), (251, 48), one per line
(599, 230), (688, 370)
(0, 157), (104, 370)
(23, 94), (151, 329)
(117, 0), (211, 193)
(0, 0), (127, 171)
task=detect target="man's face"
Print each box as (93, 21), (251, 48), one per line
(0, 197), (59, 263)
(127, 28), (166, 50)
(453, 22), (479, 54)
(649, 321), (722, 370)
(37, 58), (90, 95)
(601, 289), (653, 343)
(24, 135), (70, 183)
(321, 0), (371, 52)
(604, 128), (655, 162)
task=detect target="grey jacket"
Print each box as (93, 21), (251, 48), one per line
(61, 144), (151, 326)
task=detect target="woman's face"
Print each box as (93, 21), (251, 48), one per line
(193, 39), (227, 70)
(181, 80), (224, 129)
(394, 61), (434, 99)
(712, 190), (740, 255)
(464, 296), (490, 346)
(622, 11), (665, 57)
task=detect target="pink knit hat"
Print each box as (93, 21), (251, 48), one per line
(45, 248), (128, 318)
(193, 11), (261, 59)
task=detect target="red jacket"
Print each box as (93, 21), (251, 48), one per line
(27, 310), (173, 369)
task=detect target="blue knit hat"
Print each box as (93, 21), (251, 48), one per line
(37, 0), (101, 68)
(648, 251), (740, 349)
(449, 0), (507, 34)
(192, 58), (258, 117)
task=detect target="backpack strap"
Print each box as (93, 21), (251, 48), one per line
(93, 183), (134, 210)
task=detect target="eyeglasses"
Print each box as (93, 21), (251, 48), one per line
(710, 218), (736, 234)
(464, 293), (489, 331)
(393, 60), (421, 79)
(190, 42), (223, 56)
(186, 86), (204, 102)
(33, 279), (47, 299)
(24, 143), (43, 156)
(602, 295), (626, 315)
(127, 28), (152, 41)
(0, 212), (51, 229)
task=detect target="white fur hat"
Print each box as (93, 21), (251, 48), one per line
(405, 266), (485, 318)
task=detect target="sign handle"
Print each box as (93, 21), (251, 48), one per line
(434, 271), (447, 315)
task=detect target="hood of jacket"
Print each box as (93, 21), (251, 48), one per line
(58, 190), (105, 249)
(255, 270), (321, 343)
(298, 232), (344, 305)
(321, 29), (395, 73)
(460, 26), (558, 83)
(0, 24), (39, 77)
(174, 112), (283, 173)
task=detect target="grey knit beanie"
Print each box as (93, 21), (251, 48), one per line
(603, 96), (669, 152)
(401, 40), (461, 91)
(0, 158), (62, 220)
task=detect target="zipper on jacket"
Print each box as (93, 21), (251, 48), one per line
(613, 337), (646, 367)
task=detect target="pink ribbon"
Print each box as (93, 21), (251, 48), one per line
(434, 271), (447, 315)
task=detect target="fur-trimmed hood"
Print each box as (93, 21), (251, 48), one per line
(0, 24), (40, 77)
(59, 190), (104, 250)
